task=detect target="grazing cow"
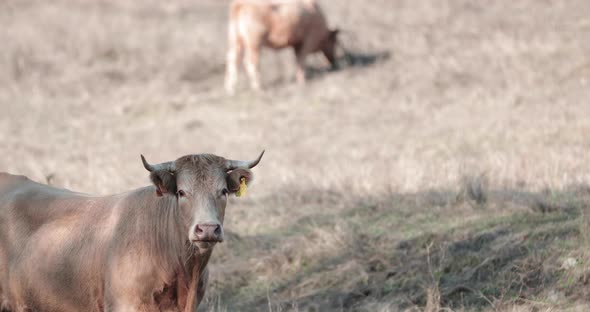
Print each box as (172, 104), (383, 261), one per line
(224, 0), (339, 93)
(0, 151), (264, 312)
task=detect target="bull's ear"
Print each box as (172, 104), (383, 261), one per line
(149, 170), (177, 197)
(226, 169), (253, 194)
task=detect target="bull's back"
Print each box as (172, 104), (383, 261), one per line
(0, 173), (29, 199)
(0, 173), (85, 237)
(231, 0), (322, 49)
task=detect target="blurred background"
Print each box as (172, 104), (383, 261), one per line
(1, 0), (590, 311)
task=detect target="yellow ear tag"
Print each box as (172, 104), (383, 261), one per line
(236, 177), (247, 197)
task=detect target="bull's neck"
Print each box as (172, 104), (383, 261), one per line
(126, 187), (214, 310)
(144, 189), (193, 278)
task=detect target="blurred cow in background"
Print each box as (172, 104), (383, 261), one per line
(225, 0), (339, 94)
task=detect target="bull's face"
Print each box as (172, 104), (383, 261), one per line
(140, 151), (264, 251)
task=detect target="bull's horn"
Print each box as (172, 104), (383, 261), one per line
(141, 155), (176, 172)
(226, 150), (265, 170)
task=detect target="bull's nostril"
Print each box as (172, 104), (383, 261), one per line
(194, 223), (222, 241)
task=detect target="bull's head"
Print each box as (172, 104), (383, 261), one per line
(140, 151), (264, 251)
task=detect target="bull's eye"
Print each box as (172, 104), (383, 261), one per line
(221, 188), (229, 196)
(177, 190), (186, 197)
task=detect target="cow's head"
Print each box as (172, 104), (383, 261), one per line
(140, 151), (264, 251)
(321, 29), (340, 70)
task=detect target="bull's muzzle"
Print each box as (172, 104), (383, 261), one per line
(194, 223), (223, 243)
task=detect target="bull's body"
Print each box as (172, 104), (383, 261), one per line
(0, 151), (264, 312)
(0, 173), (206, 312)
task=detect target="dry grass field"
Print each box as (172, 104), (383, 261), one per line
(2, 0), (590, 311)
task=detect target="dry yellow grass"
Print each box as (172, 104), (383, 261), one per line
(1, 0), (590, 311)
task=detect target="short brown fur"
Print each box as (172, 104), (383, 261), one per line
(0, 153), (261, 312)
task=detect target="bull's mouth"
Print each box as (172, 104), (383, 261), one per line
(192, 240), (219, 250)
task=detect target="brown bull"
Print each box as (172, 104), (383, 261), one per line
(0, 151), (264, 312)
(224, 0), (339, 93)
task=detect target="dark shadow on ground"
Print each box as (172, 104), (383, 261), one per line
(306, 50), (391, 81)
(178, 49), (391, 92)
(203, 184), (590, 311)
(341, 50), (391, 68)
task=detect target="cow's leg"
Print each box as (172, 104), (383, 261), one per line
(0, 280), (7, 312)
(244, 45), (262, 91)
(225, 23), (243, 95)
(105, 256), (162, 312)
(225, 43), (243, 95)
(110, 304), (159, 312)
(0, 297), (10, 312)
(0, 237), (9, 312)
(0, 299), (10, 312)
(0, 279), (10, 310)
(106, 296), (161, 312)
(293, 44), (311, 84)
(106, 290), (161, 312)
